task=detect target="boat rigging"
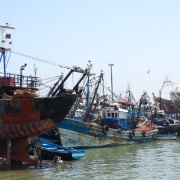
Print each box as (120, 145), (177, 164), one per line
(0, 24), (88, 165)
(11, 50), (85, 72)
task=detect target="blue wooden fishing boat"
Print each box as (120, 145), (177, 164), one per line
(58, 100), (157, 148)
(55, 72), (133, 148)
(58, 116), (133, 149)
(98, 103), (158, 142)
(58, 113), (157, 149)
(152, 118), (177, 140)
(55, 76), (158, 148)
(155, 130), (177, 140)
(40, 139), (86, 160)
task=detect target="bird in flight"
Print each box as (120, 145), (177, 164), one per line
(146, 69), (150, 74)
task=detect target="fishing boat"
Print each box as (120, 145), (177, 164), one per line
(0, 24), (87, 164)
(40, 139), (85, 160)
(57, 103), (157, 149)
(152, 77), (180, 136)
(42, 72), (129, 148)
(155, 129), (177, 140)
(99, 100), (158, 142)
(58, 118), (133, 148)
(53, 75), (157, 149)
(153, 116), (178, 140)
(56, 73), (117, 148)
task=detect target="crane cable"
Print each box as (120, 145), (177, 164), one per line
(11, 51), (72, 70)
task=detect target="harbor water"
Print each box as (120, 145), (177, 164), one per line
(0, 138), (180, 180)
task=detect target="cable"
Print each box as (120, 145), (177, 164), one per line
(11, 51), (72, 70)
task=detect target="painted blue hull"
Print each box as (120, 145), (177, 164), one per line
(155, 132), (177, 140)
(59, 118), (133, 148)
(58, 118), (156, 148)
(123, 129), (158, 142)
(40, 139), (85, 160)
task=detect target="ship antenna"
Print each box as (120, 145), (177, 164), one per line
(34, 64), (37, 77)
(0, 23), (15, 85)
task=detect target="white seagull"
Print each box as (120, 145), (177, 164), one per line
(146, 69), (150, 74)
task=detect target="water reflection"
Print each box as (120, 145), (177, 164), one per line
(0, 139), (180, 180)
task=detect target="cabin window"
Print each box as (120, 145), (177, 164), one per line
(115, 113), (118, 118)
(107, 113), (111, 117)
(119, 112), (127, 119)
(112, 113), (114, 118)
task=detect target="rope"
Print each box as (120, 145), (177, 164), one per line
(11, 51), (72, 70)
(40, 75), (62, 81)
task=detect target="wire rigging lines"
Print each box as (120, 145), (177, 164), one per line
(11, 51), (73, 70)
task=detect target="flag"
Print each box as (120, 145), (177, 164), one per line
(6, 34), (11, 39)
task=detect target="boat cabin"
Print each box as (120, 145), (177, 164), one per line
(101, 105), (128, 129)
(74, 109), (84, 121)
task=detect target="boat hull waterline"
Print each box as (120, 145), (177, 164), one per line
(40, 139), (85, 160)
(0, 94), (79, 140)
(59, 119), (137, 148)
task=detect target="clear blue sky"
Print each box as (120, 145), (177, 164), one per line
(1, 0), (180, 101)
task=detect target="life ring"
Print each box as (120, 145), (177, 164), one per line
(118, 128), (123, 134)
(142, 131), (146, 137)
(102, 125), (109, 135)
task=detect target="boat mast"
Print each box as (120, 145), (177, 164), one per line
(85, 60), (93, 108)
(0, 24), (15, 85)
(159, 76), (172, 106)
(83, 71), (103, 122)
(136, 92), (149, 124)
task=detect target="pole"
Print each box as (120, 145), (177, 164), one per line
(20, 63), (27, 88)
(7, 138), (11, 166)
(108, 63), (114, 102)
(20, 67), (22, 88)
(2, 52), (7, 85)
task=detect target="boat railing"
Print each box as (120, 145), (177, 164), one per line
(0, 72), (39, 88)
